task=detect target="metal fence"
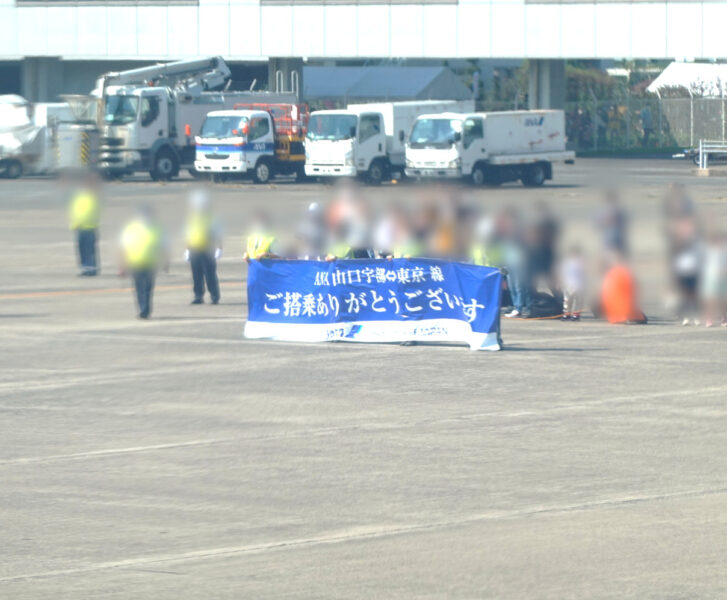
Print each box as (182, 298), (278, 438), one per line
(563, 96), (727, 152)
(477, 95), (727, 152)
(311, 95), (727, 152)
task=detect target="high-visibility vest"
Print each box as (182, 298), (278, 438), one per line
(186, 213), (213, 251)
(122, 220), (161, 269)
(246, 233), (275, 259)
(471, 244), (503, 268)
(328, 243), (352, 259)
(69, 190), (99, 231)
(392, 240), (424, 259)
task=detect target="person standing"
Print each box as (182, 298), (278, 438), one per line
(529, 201), (560, 297)
(595, 190), (628, 258)
(185, 191), (221, 305)
(244, 212), (280, 260)
(560, 245), (586, 321)
(499, 209), (530, 318)
(121, 207), (165, 319)
(68, 176), (101, 276)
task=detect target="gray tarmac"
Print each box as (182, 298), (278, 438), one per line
(1, 159), (727, 598)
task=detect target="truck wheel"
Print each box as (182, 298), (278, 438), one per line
(524, 163), (546, 187)
(4, 160), (23, 179)
(151, 149), (177, 182)
(253, 159), (272, 184)
(471, 164), (486, 186)
(367, 160), (386, 185)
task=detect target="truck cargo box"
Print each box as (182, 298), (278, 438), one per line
(483, 110), (566, 156)
(347, 100), (474, 157)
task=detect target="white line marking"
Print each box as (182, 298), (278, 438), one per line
(3, 385), (726, 465)
(0, 438), (231, 465)
(1, 486), (726, 583)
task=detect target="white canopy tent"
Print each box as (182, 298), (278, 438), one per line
(647, 62), (727, 145)
(647, 62), (727, 97)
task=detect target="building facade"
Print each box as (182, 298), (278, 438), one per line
(0, 0), (720, 101)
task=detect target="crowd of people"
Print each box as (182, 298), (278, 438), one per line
(66, 175), (727, 328)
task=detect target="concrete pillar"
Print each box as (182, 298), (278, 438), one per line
(267, 57), (304, 99)
(21, 57), (64, 102)
(528, 59), (566, 110)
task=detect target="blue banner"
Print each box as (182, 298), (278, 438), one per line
(244, 258), (502, 351)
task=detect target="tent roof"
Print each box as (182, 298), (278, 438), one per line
(303, 66), (472, 101)
(647, 62), (727, 97)
(0, 94), (30, 106)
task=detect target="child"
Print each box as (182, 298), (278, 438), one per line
(560, 245), (586, 321)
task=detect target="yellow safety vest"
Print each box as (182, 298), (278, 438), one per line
(122, 220), (161, 269)
(471, 244), (503, 268)
(186, 213), (213, 251)
(69, 191), (99, 231)
(327, 243), (353, 259)
(392, 241), (424, 259)
(246, 233), (275, 259)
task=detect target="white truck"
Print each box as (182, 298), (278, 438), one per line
(0, 95), (88, 178)
(95, 57), (297, 180)
(304, 100), (474, 184)
(405, 110), (575, 186)
(194, 103), (308, 183)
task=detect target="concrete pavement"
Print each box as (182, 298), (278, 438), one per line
(1, 160), (727, 598)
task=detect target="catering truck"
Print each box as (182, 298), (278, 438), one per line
(304, 100), (474, 184)
(0, 95), (63, 178)
(0, 95), (96, 178)
(405, 110), (575, 186)
(194, 103), (308, 183)
(95, 57), (297, 180)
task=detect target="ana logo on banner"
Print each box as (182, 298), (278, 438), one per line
(244, 258), (502, 351)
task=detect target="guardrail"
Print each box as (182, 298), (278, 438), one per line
(698, 139), (727, 169)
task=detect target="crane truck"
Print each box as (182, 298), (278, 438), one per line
(194, 103), (308, 183)
(95, 57), (296, 180)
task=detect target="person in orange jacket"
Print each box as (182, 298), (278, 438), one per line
(599, 252), (647, 324)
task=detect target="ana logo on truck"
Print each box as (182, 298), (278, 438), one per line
(525, 116), (545, 127)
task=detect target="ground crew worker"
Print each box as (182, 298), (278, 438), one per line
(244, 212), (280, 260)
(120, 207), (165, 319)
(185, 191), (221, 305)
(68, 177), (101, 276)
(471, 217), (503, 268)
(325, 220), (375, 261)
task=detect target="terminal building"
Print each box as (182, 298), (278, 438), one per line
(0, 0), (721, 105)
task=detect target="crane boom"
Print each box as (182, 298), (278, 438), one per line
(97, 56), (231, 94)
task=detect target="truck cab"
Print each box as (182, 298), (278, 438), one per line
(195, 109), (274, 182)
(100, 86), (176, 179)
(195, 103), (307, 183)
(405, 113), (471, 180)
(305, 110), (387, 183)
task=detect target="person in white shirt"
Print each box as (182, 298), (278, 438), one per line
(560, 245), (586, 321)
